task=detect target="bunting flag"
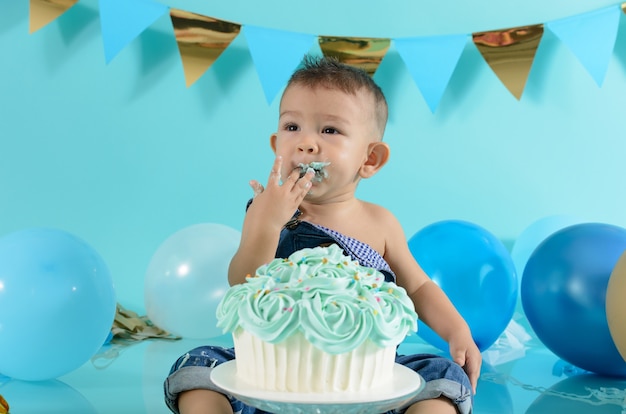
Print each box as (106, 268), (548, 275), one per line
(318, 36), (391, 76)
(546, 6), (621, 87)
(99, 0), (169, 64)
(394, 34), (468, 113)
(22, 1), (626, 110)
(473, 25), (544, 100)
(243, 26), (316, 104)
(29, 0), (79, 33)
(170, 9), (241, 87)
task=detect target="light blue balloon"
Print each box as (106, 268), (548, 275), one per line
(408, 220), (518, 352)
(0, 228), (116, 381)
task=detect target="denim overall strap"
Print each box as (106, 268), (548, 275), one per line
(276, 210), (396, 283)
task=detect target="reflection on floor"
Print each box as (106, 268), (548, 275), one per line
(1, 312), (626, 414)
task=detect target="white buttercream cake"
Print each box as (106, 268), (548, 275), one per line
(216, 244), (418, 393)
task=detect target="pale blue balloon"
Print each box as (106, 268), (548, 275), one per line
(144, 223), (240, 339)
(511, 215), (585, 289)
(0, 228), (116, 381)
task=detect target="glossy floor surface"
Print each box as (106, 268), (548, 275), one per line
(1, 311), (625, 414)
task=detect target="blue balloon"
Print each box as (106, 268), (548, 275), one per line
(0, 228), (116, 381)
(408, 220), (518, 352)
(521, 223), (626, 377)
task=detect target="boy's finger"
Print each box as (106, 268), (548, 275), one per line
(296, 168), (314, 192)
(268, 156), (282, 185)
(466, 355), (480, 394)
(450, 347), (466, 368)
(249, 180), (264, 198)
(285, 165), (314, 188)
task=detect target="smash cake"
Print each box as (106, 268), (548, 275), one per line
(216, 244), (418, 393)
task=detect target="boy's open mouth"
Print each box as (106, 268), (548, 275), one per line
(297, 161), (331, 183)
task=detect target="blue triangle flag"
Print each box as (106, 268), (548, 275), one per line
(99, 0), (169, 64)
(394, 34), (467, 113)
(546, 5), (621, 87)
(243, 25), (316, 104)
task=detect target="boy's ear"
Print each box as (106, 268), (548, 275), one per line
(360, 141), (390, 178)
(270, 133), (278, 152)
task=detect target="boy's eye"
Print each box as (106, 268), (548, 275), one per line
(322, 127), (339, 134)
(284, 123), (299, 132)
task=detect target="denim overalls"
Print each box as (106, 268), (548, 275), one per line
(164, 212), (473, 414)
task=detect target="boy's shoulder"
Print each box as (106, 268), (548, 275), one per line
(359, 199), (399, 224)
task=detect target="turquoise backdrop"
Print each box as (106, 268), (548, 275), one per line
(2, 0), (625, 312)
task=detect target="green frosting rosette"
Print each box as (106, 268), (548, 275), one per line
(216, 244), (418, 354)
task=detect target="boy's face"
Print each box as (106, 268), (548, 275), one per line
(271, 83), (381, 200)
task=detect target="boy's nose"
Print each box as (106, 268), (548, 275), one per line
(297, 139), (318, 154)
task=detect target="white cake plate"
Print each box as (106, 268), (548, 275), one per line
(210, 360), (424, 414)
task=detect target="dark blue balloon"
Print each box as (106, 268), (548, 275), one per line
(408, 220), (518, 352)
(521, 223), (626, 377)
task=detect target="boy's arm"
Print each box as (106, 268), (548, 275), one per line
(408, 279), (481, 392)
(228, 204), (282, 285)
(228, 156), (314, 285)
(382, 211), (482, 391)
(385, 219), (471, 342)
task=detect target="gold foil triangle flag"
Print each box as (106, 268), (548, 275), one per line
(170, 9), (241, 87)
(622, 2), (626, 14)
(0, 394), (8, 414)
(318, 36), (391, 76)
(472, 24), (543, 100)
(29, 0), (79, 33)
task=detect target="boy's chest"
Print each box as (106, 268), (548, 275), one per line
(299, 216), (386, 256)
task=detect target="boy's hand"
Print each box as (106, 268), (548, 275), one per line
(247, 156), (314, 231)
(449, 336), (482, 395)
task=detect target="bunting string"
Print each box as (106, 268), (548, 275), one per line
(26, 0), (626, 113)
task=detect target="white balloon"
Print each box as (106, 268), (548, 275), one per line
(144, 223), (240, 339)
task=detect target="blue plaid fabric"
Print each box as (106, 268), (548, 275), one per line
(311, 223), (396, 279)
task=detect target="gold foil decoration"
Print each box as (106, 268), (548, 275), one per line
(622, 2), (626, 13)
(606, 252), (626, 362)
(473, 24), (544, 100)
(29, 0), (79, 33)
(318, 36), (391, 76)
(170, 9), (241, 87)
(0, 394), (8, 414)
